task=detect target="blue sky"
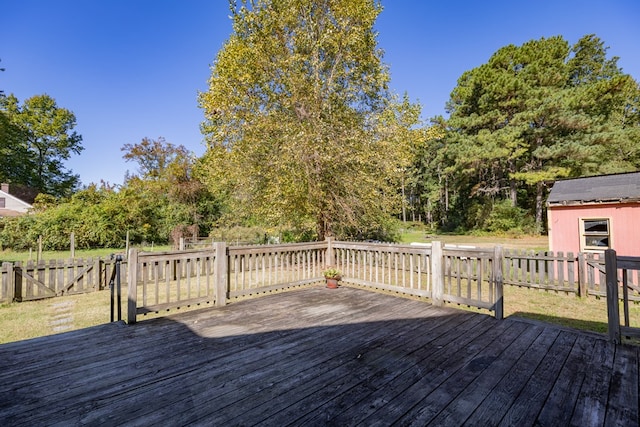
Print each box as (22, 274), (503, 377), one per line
(2, 0), (639, 186)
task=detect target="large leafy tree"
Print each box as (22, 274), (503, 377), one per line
(1, 94), (83, 197)
(444, 35), (640, 232)
(199, 0), (412, 240)
(122, 137), (221, 236)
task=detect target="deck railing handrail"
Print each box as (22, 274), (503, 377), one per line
(605, 249), (640, 343)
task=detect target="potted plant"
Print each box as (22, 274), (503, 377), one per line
(323, 267), (342, 289)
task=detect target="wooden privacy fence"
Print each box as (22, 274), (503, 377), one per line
(503, 250), (616, 296)
(605, 249), (640, 343)
(0, 258), (124, 303)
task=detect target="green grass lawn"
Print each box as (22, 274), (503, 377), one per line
(0, 289), (120, 344)
(398, 226), (549, 251)
(0, 244), (172, 263)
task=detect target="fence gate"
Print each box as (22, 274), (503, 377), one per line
(12, 258), (102, 302)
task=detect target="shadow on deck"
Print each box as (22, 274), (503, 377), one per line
(0, 286), (638, 426)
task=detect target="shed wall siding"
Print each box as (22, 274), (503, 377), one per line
(548, 202), (640, 256)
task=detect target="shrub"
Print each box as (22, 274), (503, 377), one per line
(484, 200), (536, 235)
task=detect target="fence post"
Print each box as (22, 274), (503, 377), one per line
(92, 258), (100, 291)
(3, 262), (14, 303)
(431, 241), (443, 307)
(125, 231), (130, 257)
(577, 252), (587, 297)
(605, 249), (620, 343)
(127, 248), (139, 324)
(14, 261), (22, 302)
(70, 232), (75, 259)
(326, 237), (334, 267)
(214, 242), (227, 307)
(493, 246), (504, 320)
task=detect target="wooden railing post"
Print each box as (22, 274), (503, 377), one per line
(605, 249), (620, 343)
(431, 241), (443, 307)
(493, 246), (504, 320)
(127, 248), (139, 324)
(214, 242), (227, 307)
(326, 237), (334, 267)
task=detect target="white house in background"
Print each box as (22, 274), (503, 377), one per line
(0, 183), (33, 217)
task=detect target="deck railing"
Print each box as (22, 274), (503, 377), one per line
(227, 241), (327, 298)
(127, 242), (328, 323)
(1, 244), (623, 305)
(126, 247), (222, 321)
(502, 250), (613, 296)
(332, 241), (432, 297)
(125, 240), (504, 323)
(2, 241), (633, 333)
(605, 249), (640, 343)
(331, 241), (503, 319)
(442, 245), (503, 318)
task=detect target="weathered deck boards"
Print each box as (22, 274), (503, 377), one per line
(0, 286), (638, 426)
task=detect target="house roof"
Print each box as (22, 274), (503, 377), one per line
(547, 171), (640, 206)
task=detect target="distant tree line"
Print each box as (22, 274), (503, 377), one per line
(407, 34), (640, 234)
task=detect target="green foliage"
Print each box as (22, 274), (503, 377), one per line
(0, 180), (222, 251)
(322, 267), (341, 279)
(436, 34), (640, 233)
(209, 225), (271, 245)
(0, 94), (83, 197)
(484, 200), (536, 235)
(198, 0), (412, 241)
(0, 215), (39, 251)
(0, 135), (225, 251)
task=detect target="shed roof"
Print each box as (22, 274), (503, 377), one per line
(547, 171), (640, 206)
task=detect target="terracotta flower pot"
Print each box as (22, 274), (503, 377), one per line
(326, 278), (339, 289)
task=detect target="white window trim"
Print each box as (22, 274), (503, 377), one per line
(579, 217), (612, 252)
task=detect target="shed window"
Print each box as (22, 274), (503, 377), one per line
(581, 218), (610, 251)
(0, 198), (4, 208)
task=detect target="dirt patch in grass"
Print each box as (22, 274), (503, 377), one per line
(399, 230), (548, 251)
(0, 291), (118, 344)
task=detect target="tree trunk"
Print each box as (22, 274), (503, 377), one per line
(535, 181), (544, 233)
(508, 159), (517, 207)
(317, 212), (329, 241)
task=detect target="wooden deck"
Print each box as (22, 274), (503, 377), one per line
(0, 286), (638, 426)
